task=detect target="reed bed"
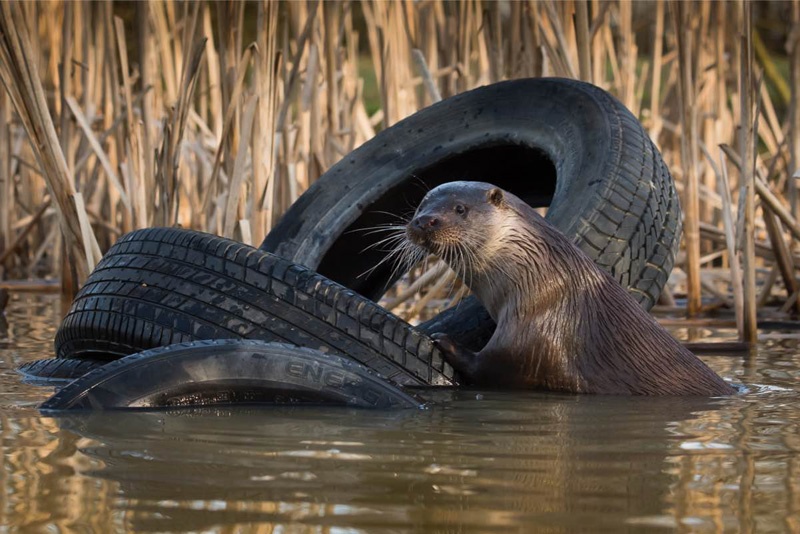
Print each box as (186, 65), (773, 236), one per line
(0, 1), (798, 340)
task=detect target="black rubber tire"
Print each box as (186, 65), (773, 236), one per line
(54, 227), (455, 387)
(260, 78), (680, 342)
(40, 340), (425, 411)
(17, 358), (106, 385)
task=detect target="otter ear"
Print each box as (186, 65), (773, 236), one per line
(487, 187), (504, 206)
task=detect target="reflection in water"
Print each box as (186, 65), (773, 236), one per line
(0, 294), (799, 532)
(45, 396), (726, 532)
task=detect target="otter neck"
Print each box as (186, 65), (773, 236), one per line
(455, 216), (604, 322)
(467, 270), (512, 322)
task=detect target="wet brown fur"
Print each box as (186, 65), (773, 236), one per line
(406, 181), (735, 396)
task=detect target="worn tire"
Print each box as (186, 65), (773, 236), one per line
(261, 78), (680, 343)
(53, 227), (455, 387)
(40, 340), (425, 411)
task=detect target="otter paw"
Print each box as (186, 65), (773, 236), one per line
(431, 333), (459, 355)
(431, 333), (477, 375)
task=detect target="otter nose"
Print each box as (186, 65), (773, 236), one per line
(411, 215), (439, 231)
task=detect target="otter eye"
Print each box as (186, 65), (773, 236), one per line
(454, 204), (466, 215)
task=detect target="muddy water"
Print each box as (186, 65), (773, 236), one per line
(1, 293), (799, 533)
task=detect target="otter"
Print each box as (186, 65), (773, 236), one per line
(405, 181), (735, 396)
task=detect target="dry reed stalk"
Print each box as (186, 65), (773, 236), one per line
(155, 25), (206, 226)
(321, 2), (341, 165)
(203, 43), (255, 229)
(789, 0), (800, 223)
(632, 60), (650, 119)
(58, 2), (75, 172)
(202, 5), (222, 139)
(699, 221), (800, 264)
(0, 199), (50, 267)
(539, 2), (576, 79)
(98, 3), (123, 240)
(720, 145), (800, 250)
(671, 0), (702, 316)
(215, 1), (245, 211)
(527, 0), (544, 78)
(759, 84), (784, 154)
(453, 3), (471, 93)
(325, 3), (359, 163)
(64, 96), (130, 212)
(412, 49), (442, 104)
(0, 89), (10, 276)
(702, 146), (745, 336)
(506, 1), (521, 78)
(223, 93), (258, 239)
(753, 30), (789, 107)
(694, 4), (717, 251)
(150, 2), (178, 105)
(251, 0), (280, 242)
(780, 288), (800, 314)
(715, 2), (731, 212)
(384, 260), (450, 312)
(762, 206), (798, 302)
(574, 0), (592, 83)
(699, 249), (726, 266)
(137, 2), (155, 203)
(617, 0), (635, 110)
(588, 0), (607, 85)
(26, 225), (58, 278)
(72, 192), (100, 268)
(71, 92), (128, 176)
(485, 1), (503, 83)
(739, 0), (757, 342)
(368, 1), (419, 127)
(408, 267), (457, 320)
(754, 180), (800, 244)
(345, 7), (366, 144)
(0, 2), (98, 284)
(600, 15), (621, 90)
(757, 265), (779, 308)
(114, 15), (147, 230)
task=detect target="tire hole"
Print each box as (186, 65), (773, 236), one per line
(318, 143), (556, 302)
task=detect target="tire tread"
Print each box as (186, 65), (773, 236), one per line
(54, 228), (455, 387)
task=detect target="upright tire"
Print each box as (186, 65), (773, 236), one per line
(261, 78), (680, 341)
(41, 340), (425, 411)
(54, 228), (456, 387)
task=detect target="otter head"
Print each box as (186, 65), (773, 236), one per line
(406, 181), (506, 265)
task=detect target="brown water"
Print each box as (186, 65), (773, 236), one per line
(1, 293), (799, 533)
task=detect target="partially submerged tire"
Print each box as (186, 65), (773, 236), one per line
(40, 340), (425, 411)
(17, 358), (106, 386)
(261, 78), (681, 343)
(54, 227), (455, 387)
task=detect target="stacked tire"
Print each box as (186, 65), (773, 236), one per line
(49, 227), (456, 388)
(23, 78), (682, 410)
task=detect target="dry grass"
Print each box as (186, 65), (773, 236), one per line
(0, 1), (798, 337)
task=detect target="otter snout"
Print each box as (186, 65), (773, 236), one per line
(406, 214), (440, 247)
(411, 214), (439, 232)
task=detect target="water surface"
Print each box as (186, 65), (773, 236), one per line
(1, 293), (799, 532)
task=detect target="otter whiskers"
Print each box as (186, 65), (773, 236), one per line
(356, 223), (425, 284)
